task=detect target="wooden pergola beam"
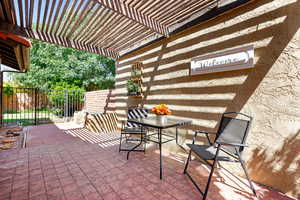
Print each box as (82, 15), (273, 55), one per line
(95, 0), (169, 36)
(13, 45), (25, 70)
(0, 21), (119, 59)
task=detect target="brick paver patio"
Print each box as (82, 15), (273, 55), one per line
(0, 123), (297, 200)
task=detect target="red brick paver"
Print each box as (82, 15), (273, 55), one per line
(0, 123), (296, 200)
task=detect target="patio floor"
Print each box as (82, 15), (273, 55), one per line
(0, 123), (296, 200)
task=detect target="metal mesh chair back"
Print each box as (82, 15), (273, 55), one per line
(215, 113), (252, 155)
(184, 112), (257, 198)
(127, 108), (148, 127)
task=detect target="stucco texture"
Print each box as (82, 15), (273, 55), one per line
(115, 0), (300, 198)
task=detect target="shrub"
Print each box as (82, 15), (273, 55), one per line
(3, 83), (14, 96)
(127, 80), (140, 93)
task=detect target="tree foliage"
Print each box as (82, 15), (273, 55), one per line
(47, 83), (85, 116)
(12, 40), (116, 91)
(3, 82), (14, 96)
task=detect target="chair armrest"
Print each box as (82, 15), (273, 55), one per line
(195, 130), (215, 135)
(121, 120), (145, 130)
(216, 141), (248, 147)
(193, 130), (216, 145)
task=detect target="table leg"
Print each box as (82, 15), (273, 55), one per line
(176, 127), (178, 144)
(144, 127), (147, 153)
(159, 128), (162, 179)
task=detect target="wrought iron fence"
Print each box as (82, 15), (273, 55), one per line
(0, 87), (84, 126)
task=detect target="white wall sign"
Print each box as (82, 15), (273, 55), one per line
(190, 45), (254, 75)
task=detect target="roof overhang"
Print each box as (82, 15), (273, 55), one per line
(0, 31), (31, 71)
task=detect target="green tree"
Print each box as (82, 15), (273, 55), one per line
(3, 82), (14, 96)
(12, 40), (116, 91)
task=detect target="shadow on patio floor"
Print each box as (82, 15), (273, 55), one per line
(0, 123), (296, 200)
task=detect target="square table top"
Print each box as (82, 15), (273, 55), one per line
(128, 116), (192, 129)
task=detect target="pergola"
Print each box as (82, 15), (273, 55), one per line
(0, 0), (237, 59)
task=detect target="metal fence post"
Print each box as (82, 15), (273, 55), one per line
(34, 88), (38, 125)
(64, 90), (68, 120)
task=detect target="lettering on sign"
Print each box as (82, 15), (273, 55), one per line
(190, 45), (254, 75)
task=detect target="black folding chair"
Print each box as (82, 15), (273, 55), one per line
(119, 108), (148, 159)
(184, 112), (257, 200)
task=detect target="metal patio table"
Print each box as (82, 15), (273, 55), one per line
(128, 116), (192, 179)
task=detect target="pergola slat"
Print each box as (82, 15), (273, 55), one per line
(0, 44), (16, 56)
(76, 6), (107, 43)
(77, 9), (105, 43)
(163, 0), (218, 26)
(93, 16), (132, 47)
(41, 0), (50, 32)
(49, 0), (63, 34)
(98, 22), (141, 48)
(83, 10), (116, 44)
(149, 1), (180, 19)
(29, 0), (34, 28)
(24, 0), (29, 27)
(62, 0), (85, 38)
(127, 0), (144, 9)
(0, 21), (119, 58)
(96, 20), (134, 46)
(54, 0), (71, 35)
(153, 0), (199, 21)
(10, 0), (17, 25)
(114, 29), (154, 52)
(72, 4), (102, 42)
(107, 29), (148, 51)
(0, 6), (4, 21)
(59, 0), (78, 36)
(66, 0), (96, 39)
(2, 0), (15, 23)
(45, 0), (57, 33)
(107, 27), (148, 49)
(1, 0), (236, 59)
(0, 49), (17, 61)
(0, 55), (16, 63)
(36, 0), (42, 31)
(32, 31), (119, 58)
(146, 0), (171, 18)
(136, 0), (160, 15)
(87, 12), (124, 45)
(17, 0), (24, 27)
(158, 0), (204, 23)
(95, 0), (168, 36)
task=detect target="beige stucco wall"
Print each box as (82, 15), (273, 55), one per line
(115, 0), (300, 198)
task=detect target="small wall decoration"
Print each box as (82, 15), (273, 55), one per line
(190, 45), (254, 75)
(127, 62), (143, 97)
